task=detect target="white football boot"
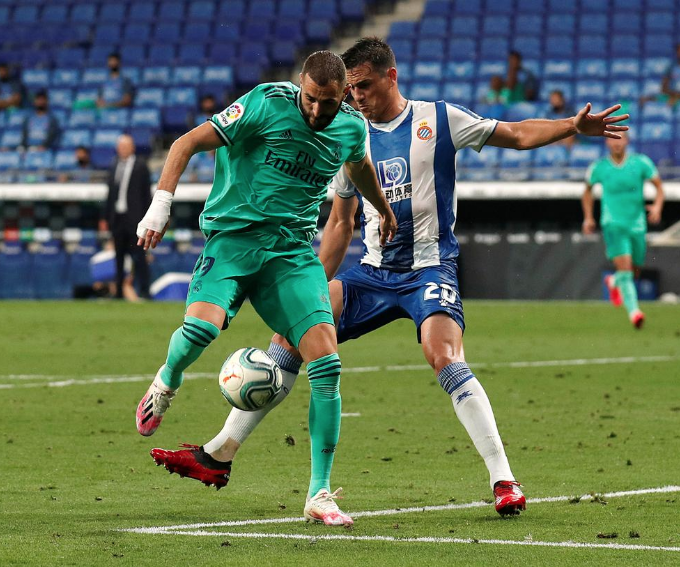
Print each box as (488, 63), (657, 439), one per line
(304, 487), (354, 526)
(135, 365), (177, 436)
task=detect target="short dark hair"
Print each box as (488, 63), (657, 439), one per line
(342, 37), (396, 74)
(35, 89), (48, 98)
(108, 52), (121, 60)
(75, 145), (90, 153)
(301, 50), (346, 86)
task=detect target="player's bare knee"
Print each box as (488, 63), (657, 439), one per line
(430, 353), (466, 375)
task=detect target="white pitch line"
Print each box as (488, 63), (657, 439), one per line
(123, 485), (680, 534)
(130, 530), (680, 552)
(1, 355), (678, 389)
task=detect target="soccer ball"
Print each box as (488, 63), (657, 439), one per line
(218, 347), (283, 411)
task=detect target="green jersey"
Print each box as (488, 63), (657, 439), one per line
(586, 153), (658, 232)
(202, 81), (366, 240)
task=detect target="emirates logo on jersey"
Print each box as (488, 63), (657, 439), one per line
(417, 121), (433, 140)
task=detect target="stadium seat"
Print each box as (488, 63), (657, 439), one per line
(547, 14), (574, 34)
(512, 36), (541, 59)
(499, 149), (532, 181)
(306, 19), (333, 43)
(129, 127), (155, 154)
(514, 15), (542, 35)
(188, 1), (216, 21)
(56, 48), (87, 68)
(173, 66), (202, 86)
(410, 82), (440, 102)
(445, 61), (475, 80)
(239, 41), (270, 66)
(581, 0), (609, 11)
(142, 67), (171, 86)
(644, 34), (673, 57)
(390, 21), (417, 40)
(442, 83), (472, 105)
(447, 38), (476, 61)
(0, 246), (34, 299)
(184, 22), (212, 43)
(578, 13), (608, 34)
(202, 66), (234, 90)
(647, 0), (674, 8)
(120, 45), (146, 66)
(545, 36), (574, 58)
(70, 3), (97, 24)
(178, 44), (207, 65)
(505, 102), (542, 122)
(517, 0), (547, 12)
(543, 60), (574, 80)
(123, 23), (151, 45)
(576, 59), (608, 79)
(7, 110), (27, 128)
(33, 242), (70, 299)
(129, 3), (156, 22)
(645, 12), (673, 33)
(93, 24), (121, 45)
(68, 110), (97, 128)
(54, 150), (78, 171)
(532, 145), (568, 180)
(136, 88), (165, 108)
(479, 38), (509, 60)
(75, 87), (99, 106)
(540, 80), (574, 101)
(60, 129), (92, 149)
(450, 16), (478, 37)
(609, 80), (640, 100)
(209, 42), (238, 63)
(0, 151), (22, 171)
(642, 58), (669, 78)
(81, 68), (108, 87)
(575, 80), (606, 101)
(100, 4), (127, 23)
(610, 35), (641, 58)
(477, 61), (506, 80)
(420, 16), (448, 38)
(159, 1), (185, 21)
(131, 108), (162, 129)
(569, 144), (602, 168)
(610, 58), (640, 79)
(166, 87), (197, 107)
(12, 6), (39, 24)
(22, 69), (50, 90)
(0, 129), (22, 149)
(99, 109), (130, 128)
(93, 129), (123, 148)
(577, 36), (607, 58)
(452, 0), (482, 16)
(51, 69), (81, 88)
(413, 61), (443, 81)
(154, 23), (181, 43)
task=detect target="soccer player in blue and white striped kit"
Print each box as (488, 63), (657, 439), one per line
(155, 38), (628, 519)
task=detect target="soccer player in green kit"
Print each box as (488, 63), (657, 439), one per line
(582, 132), (664, 329)
(134, 51), (397, 526)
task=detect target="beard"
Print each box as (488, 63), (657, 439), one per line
(301, 103), (342, 132)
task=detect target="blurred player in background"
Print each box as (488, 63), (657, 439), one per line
(156, 37), (628, 518)
(135, 51), (396, 526)
(582, 132), (664, 329)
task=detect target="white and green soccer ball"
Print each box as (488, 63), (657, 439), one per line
(219, 347), (283, 411)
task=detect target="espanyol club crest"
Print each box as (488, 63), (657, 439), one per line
(416, 121), (433, 140)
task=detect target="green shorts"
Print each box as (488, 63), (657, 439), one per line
(186, 230), (333, 348)
(602, 225), (647, 267)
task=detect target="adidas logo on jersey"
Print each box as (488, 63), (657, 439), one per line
(279, 129), (293, 140)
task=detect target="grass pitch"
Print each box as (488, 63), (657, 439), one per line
(1, 300), (679, 566)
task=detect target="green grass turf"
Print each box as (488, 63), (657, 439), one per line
(1, 300), (679, 566)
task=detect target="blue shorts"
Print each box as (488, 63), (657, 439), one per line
(336, 261), (465, 344)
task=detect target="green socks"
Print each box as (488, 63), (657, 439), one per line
(614, 270), (639, 316)
(160, 316), (220, 389)
(307, 353), (342, 497)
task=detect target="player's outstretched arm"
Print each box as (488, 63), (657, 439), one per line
(137, 123), (223, 250)
(488, 104), (629, 151)
(319, 193), (359, 281)
(345, 156), (397, 246)
(647, 176), (665, 225)
(581, 183), (596, 235)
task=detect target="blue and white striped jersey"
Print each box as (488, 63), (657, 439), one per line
(331, 100), (497, 272)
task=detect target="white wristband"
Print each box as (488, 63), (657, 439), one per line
(136, 190), (173, 239)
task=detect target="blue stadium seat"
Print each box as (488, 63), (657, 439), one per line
(547, 14), (574, 34)
(12, 6), (38, 24)
(581, 0), (609, 11)
(159, 1), (185, 21)
(543, 60), (574, 79)
(610, 35), (640, 58)
(154, 22), (181, 43)
(142, 67), (171, 86)
(457, 146), (498, 181)
(209, 42), (238, 63)
(575, 80), (606, 101)
(641, 79), (661, 99)
(479, 38), (509, 60)
(274, 19), (304, 44)
(577, 35), (607, 58)
(7, 110), (27, 128)
(0, 151), (22, 171)
(123, 23), (151, 44)
(217, 0), (246, 21)
(54, 149), (77, 171)
(647, 0), (673, 8)
(0, 6), (8, 24)
(100, 4), (127, 23)
(545, 36), (574, 58)
(23, 150), (53, 171)
(499, 149), (532, 181)
(477, 61), (506, 80)
(424, 0), (452, 16)
(148, 45), (176, 65)
(505, 102), (543, 122)
(135, 88), (165, 108)
(249, 0), (277, 19)
(569, 144), (602, 168)
(173, 66), (202, 86)
(0, 246), (34, 299)
(41, 4), (69, 23)
(609, 80), (640, 100)
(75, 87), (98, 106)
(540, 80), (574, 100)
(390, 21), (417, 40)
(611, 13), (641, 34)
(410, 82), (439, 102)
(178, 44), (206, 65)
(613, 0), (643, 9)
(129, 127), (155, 154)
(445, 61), (475, 80)
(512, 36), (541, 59)
(130, 108), (162, 129)
(452, 0), (482, 15)
(202, 66), (234, 90)
(188, 1), (216, 21)
(641, 102), (673, 121)
(239, 41), (269, 66)
(645, 11), (674, 32)
(532, 145), (568, 179)
(514, 15), (542, 35)
(419, 16), (448, 38)
(0, 129), (22, 149)
(129, 3), (156, 22)
(642, 58), (669, 78)
(49, 88), (74, 110)
(166, 87), (197, 107)
(94, 24), (121, 45)
(68, 241), (98, 288)
(33, 243), (70, 299)
(99, 109), (130, 128)
(306, 19), (332, 43)
(184, 22), (212, 42)
(68, 110), (97, 128)
(70, 3), (97, 23)
(270, 41), (297, 67)
(93, 129), (123, 148)
(447, 38), (476, 61)
(547, 0), (576, 13)
(22, 69), (50, 90)
(483, 15), (511, 36)
(120, 45), (147, 66)
(441, 83), (472, 105)
(150, 241), (181, 282)
(576, 58), (607, 79)
(56, 48), (87, 68)
(51, 69), (81, 88)
(413, 61), (443, 81)
(610, 58), (640, 79)
(81, 68), (108, 87)
(644, 35), (673, 57)
(450, 16), (478, 37)
(578, 13), (608, 34)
